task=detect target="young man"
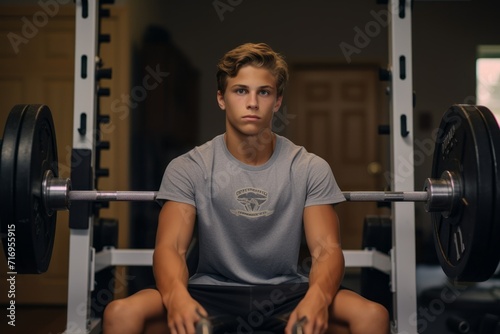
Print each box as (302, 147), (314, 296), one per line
(104, 43), (389, 334)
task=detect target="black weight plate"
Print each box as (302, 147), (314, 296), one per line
(15, 104), (58, 274)
(431, 105), (495, 281)
(475, 105), (500, 276)
(0, 105), (29, 266)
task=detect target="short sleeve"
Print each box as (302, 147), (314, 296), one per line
(156, 156), (197, 207)
(305, 156), (345, 207)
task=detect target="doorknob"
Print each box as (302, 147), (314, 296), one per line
(367, 162), (382, 175)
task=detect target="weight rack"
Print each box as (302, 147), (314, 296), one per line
(67, 0), (106, 332)
(65, 1), (417, 333)
(386, 1), (417, 332)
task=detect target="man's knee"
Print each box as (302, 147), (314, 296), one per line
(372, 302), (389, 319)
(104, 298), (134, 324)
(364, 301), (390, 326)
(103, 298), (148, 334)
(103, 291), (168, 334)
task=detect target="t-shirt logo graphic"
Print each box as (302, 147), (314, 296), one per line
(230, 188), (274, 218)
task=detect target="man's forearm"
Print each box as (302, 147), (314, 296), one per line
(153, 246), (190, 305)
(308, 248), (345, 305)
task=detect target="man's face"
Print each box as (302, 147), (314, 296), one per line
(217, 65), (283, 137)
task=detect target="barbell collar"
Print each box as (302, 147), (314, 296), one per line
(424, 170), (462, 217)
(42, 170), (71, 215)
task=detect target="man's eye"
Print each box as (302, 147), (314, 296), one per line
(259, 90), (270, 96)
(236, 88), (246, 94)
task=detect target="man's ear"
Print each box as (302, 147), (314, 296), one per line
(273, 95), (283, 112)
(217, 90), (225, 110)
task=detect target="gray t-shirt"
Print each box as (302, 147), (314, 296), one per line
(157, 134), (345, 286)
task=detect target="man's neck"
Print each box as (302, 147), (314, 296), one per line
(224, 129), (276, 166)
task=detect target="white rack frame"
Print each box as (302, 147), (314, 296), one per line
(92, 248), (392, 276)
(67, 0), (99, 333)
(387, 1), (418, 333)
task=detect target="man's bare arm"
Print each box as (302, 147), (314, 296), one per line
(285, 204), (344, 334)
(304, 204), (344, 306)
(153, 201), (205, 333)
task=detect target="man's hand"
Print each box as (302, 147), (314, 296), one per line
(285, 285), (330, 334)
(165, 288), (208, 334)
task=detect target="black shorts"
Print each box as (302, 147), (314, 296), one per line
(187, 283), (309, 333)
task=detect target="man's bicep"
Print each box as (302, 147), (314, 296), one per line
(155, 200), (196, 256)
(303, 205), (343, 260)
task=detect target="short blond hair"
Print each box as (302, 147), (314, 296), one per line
(216, 43), (289, 96)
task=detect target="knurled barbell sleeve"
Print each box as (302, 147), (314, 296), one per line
(342, 191), (428, 202)
(69, 191), (158, 202)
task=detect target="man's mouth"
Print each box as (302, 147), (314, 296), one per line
(243, 115), (260, 120)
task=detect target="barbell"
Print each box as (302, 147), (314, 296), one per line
(0, 104), (499, 282)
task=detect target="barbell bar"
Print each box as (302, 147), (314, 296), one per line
(44, 170), (444, 209)
(71, 189), (429, 203)
(1, 103), (500, 282)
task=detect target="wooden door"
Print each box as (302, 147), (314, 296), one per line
(0, 5), (130, 305)
(288, 66), (388, 250)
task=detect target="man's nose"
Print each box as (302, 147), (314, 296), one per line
(247, 92), (259, 110)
